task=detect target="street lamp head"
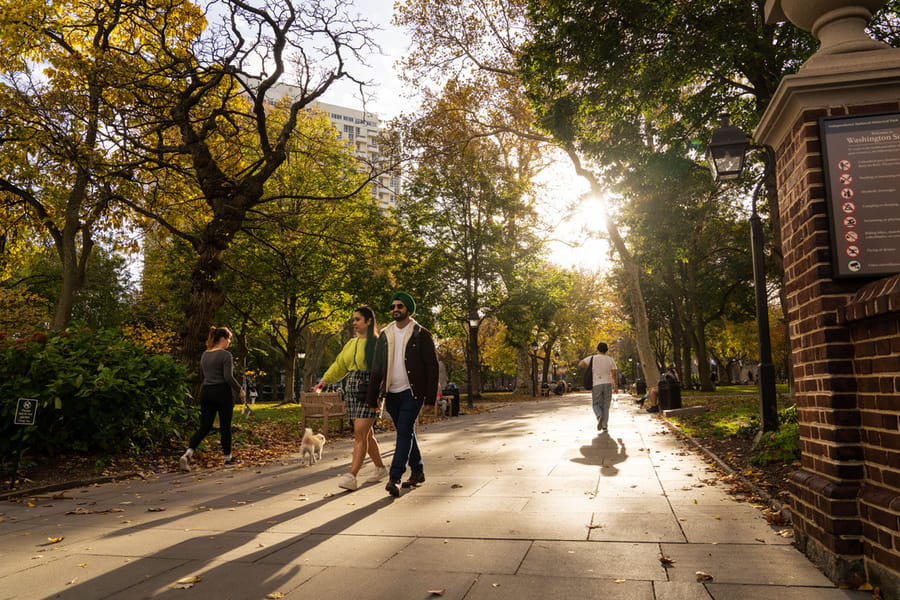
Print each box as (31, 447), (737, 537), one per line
(708, 113), (750, 181)
(468, 307), (480, 329)
(298, 352), (306, 359)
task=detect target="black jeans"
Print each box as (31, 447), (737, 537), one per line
(189, 383), (234, 455)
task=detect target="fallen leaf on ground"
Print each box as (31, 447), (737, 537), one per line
(67, 507), (94, 515)
(46, 537), (64, 544)
(147, 507), (166, 512)
(614, 579), (626, 583)
(659, 554), (675, 567)
(173, 576), (202, 589)
(696, 571), (714, 582)
(777, 529), (794, 538)
(428, 590), (445, 596)
(265, 593), (285, 599)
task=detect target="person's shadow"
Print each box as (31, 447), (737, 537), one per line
(572, 431), (628, 476)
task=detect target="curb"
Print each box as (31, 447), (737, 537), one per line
(0, 472), (142, 501)
(653, 410), (793, 525)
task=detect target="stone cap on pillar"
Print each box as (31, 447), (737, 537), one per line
(756, 0), (900, 149)
(765, 1), (889, 59)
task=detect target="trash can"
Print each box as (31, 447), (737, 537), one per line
(444, 386), (461, 416)
(635, 378), (647, 396)
(657, 376), (682, 410)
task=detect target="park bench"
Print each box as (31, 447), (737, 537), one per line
(299, 391), (347, 439)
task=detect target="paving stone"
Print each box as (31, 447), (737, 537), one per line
(705, 582), (875, 599)
(465, 573), (655, 599)
(660, 543), (837, 586)
(518, 540), (668, 580)
(382, 537), (531, 574)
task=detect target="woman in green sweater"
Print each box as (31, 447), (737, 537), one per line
(313, 305), (387, 490)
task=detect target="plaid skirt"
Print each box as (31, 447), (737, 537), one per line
(343, 370), (378, 420)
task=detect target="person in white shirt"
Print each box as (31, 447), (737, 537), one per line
(578, 342), (618, 432)
(365, 292), (439, 497)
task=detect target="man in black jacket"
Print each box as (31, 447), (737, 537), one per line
(366, 292), (439, 497)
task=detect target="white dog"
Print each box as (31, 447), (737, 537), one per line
(300, 428), (326, 465)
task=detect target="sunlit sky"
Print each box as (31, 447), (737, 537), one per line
(320, 3), (611, 273)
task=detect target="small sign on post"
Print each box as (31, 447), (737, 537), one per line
(14, 398), (38, 426)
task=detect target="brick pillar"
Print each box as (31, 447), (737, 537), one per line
(756, 53), (900, 594)
(772, 105), (872, 581)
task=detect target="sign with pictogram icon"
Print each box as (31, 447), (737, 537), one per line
(820, 112), (900, 278)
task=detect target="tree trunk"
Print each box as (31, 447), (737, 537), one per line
(515, 348), (530, 394)
(564, 148), (661, 387)
(180, 240), (230, 371)
(178, 188), (249, 370)
(468, 323), (482, 400)
(52, 242), (81, 331)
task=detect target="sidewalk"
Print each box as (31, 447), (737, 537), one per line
(1, 394), (871, 600)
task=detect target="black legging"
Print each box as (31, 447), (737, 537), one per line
(188, 383), (235, 455)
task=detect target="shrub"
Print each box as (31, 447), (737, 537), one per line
(749, 405), (801, 466)
(0, 327), (192, 466)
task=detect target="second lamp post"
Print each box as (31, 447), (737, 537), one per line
(708, 115), (780, 432)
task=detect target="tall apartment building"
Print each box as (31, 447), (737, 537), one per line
(311, 101), (399, 211)
(260, 83), (400, 211)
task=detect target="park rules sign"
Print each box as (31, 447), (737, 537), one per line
(820, 112), (900, 278)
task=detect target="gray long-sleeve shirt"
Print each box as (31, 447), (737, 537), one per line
(200, 349), (242, 394)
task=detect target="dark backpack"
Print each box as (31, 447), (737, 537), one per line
(582, 356), (593, 389)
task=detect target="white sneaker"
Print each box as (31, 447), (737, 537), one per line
(366, 466), (388, 483)
(179, 455), (191, 472)
(338, 473), (359, 491)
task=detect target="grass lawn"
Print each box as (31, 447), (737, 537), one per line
(672, 384), (792, 439)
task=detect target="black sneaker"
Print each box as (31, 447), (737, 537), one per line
(385, 479), (401, 497)
(223, 457), (242, 466)
(646, 405), (659, 413)
(596, 417), (603, 431)
(401, 472), (425, 488)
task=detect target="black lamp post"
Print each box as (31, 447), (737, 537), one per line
(467, 308), (480, 409)
(708, 115), (779, 432)
(529, 341), (539, 398)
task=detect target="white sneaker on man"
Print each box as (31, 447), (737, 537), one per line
(366, 466), (388, 483)
(179, 455), (191, 472)
(338, 473), (359, 491)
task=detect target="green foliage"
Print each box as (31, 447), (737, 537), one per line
(728, 403), (800, 466)
(0, 286), (52, 337)
(750, 420), (800, 466)
(13, 245), (134, 329)
(671, 390), (792, 440)
(0, 327), (192, 467)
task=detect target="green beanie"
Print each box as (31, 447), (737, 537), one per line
(390, 291), (416, 315)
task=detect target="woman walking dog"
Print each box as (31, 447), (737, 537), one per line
(314, 305), (388, 491)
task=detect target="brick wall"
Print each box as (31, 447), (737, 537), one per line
(842, 276), (900, 581)
(775, 102), (900, 592)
